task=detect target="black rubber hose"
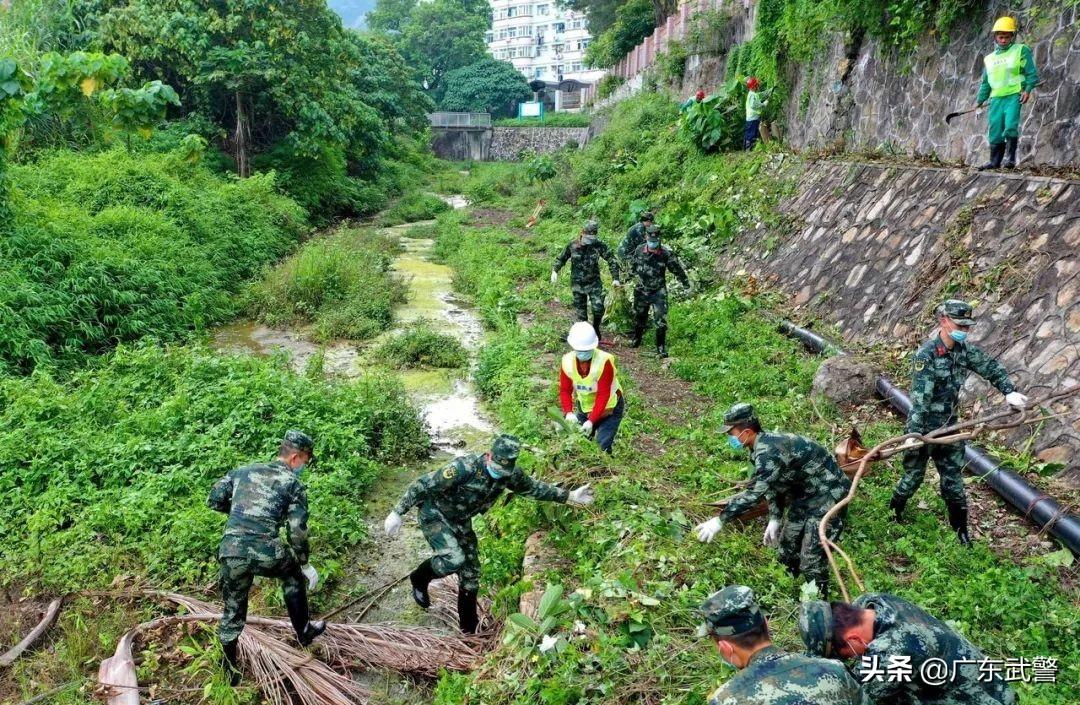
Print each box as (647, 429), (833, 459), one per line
(780, 320), (1080, 554)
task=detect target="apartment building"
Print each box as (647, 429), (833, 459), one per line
(485, 1), (605, 85)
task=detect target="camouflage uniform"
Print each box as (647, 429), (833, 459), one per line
(628, 236), (690, 331)
(699, 586), (869, 705)
(552, 227), (621, 324)
(617, 219), (648, 262)
(208, 454), (310, 644)
(895, 334), (1014, 510)
(719, 406), (850, 595)
(393, 447), (568, 591)
(851, 593), (1017, 705)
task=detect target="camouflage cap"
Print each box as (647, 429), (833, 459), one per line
(491, 434), (521, 466)
(799, 600), (834, 657)
(720, 403), (757, 433)
(698, 585), (766, 638)
(583, 220), (599, 235)
(283, 430), (315, 454)
(938, 299), (976, 326)
(640, 210), (655, 222)
(645, 224), (661, 235)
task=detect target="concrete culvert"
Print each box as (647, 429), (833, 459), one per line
(812, 355), (878, 407)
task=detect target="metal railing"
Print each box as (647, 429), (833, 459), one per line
(429, 112), (492, 128)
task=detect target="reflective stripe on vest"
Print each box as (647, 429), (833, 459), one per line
(985, 43), (1025, 98)
(561, 349), (622, 413)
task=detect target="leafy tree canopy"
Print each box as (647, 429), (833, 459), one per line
(440, 57), (532, 117)
(584, 0), (656, 68)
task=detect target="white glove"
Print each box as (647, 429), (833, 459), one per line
(1005, 391), (1028, 409)
(568, 483), (594, 506)
(564, 411), (578, 423)
(612, 279), (621, 288)
(384, 511), (403, 537)
(695, 516), (724, 543)
(301, 564), (319, 590)
(762, 519), (780, 548)
(580, 419), (594, 435)
(550, 270), (558, 284)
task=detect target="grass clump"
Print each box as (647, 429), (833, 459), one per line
(245, 227), (407, 341)
(373, 323), (468, 369)
(374, 191), (451, 226)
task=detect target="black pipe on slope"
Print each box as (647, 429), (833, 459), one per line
(779, 320), (1080, 555)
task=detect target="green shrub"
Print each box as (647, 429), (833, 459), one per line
(494, 113), (592, 127)
(0, 344), (428, 591)
(375, 191), (452, 226)
(373, 323), (468, 369)
(596, 74), (625, 100)
(524, 152), (557, 183)
(244, 227), (406, 341)
(1, 148), (307, 374)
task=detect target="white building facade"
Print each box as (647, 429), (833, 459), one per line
(486, 1), (605, 85)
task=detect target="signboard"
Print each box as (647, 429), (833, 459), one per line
(518, 101), (544, 119)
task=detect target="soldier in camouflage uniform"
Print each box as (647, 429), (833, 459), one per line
(384, 434), (594, 632)
(616, 210), (654, 263)
(627, 224), (690, 357)
(551, 220), (621, 343)
(799, 596), (1016, 705)
(699, 585), (869, 705)
(207, 430), (325, 684)
(696, 404), (850, 598)
(891, 300), (1027, 545)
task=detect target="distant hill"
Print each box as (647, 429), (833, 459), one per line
(328, 0), (375, 28)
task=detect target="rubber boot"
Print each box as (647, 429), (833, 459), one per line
(656, 326), (668, 358)
(628, 322), (644, 348)
(977, 143), (1005, 170)
(592, 313), (604, 346)
(1003, 137), (1018, 169)
(221, 640), (241, 686)
(458, 587), (480, 634)
(889, 494), (907, 523)
(284, 589), (325, 646)
(410, 558), (435, 609)
(947, 504), (972, 547)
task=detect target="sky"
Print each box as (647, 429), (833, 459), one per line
(328, 0), (375, 28)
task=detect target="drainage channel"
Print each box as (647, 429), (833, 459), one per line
(778, 320), (1080, 554)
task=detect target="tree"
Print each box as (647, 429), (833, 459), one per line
(366, 0), (418, 33)
(440, 57), (532, 117)
(399, 0), (489, 97)
(584, 0), (656, 68)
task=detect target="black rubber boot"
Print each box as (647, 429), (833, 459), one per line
(458, 587), (480, 634)
(1003, 137), (1018, 168)
(592, 313), (603, 345)
(889, 494), (907, 523)
(284, 588), (325, 646)
(656, 326), (668, 358)
(410, 558), (435, 609)
(221, 640), (241, 686)
(947, 504), (972, 547)
(977, 143), (1005, 170)
(628, 324), (644, 348)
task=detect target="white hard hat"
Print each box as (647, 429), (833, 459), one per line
(566, 321), (599, 351)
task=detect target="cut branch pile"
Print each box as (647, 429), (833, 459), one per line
(819, 386), (1080, 601)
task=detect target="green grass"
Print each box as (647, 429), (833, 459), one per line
(374, 191), (452, 226)
(244, 226), (407, 341)
(425, 99), (1079, 704)
(494, 113), (592, 128)
(373, 323), (468, 369)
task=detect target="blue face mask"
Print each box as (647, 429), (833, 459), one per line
(485, 459), (509, 479)
(575, 350), (594, 361)
(727, 433), (744, 451)
(949, 330), (968, 343)
(646, 239), (660, 249)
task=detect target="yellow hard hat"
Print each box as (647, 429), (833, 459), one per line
(992, 16), (1017, 33)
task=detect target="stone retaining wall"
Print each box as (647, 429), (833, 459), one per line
(717, 161), (1080, 479)
(489, 127), (590, 161)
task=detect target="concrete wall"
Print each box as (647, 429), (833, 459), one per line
(489, 127), (590, 161)
(430, 128), (491, 161)
(717, 161), (1080, 479)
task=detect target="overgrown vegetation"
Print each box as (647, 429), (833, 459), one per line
(495, 113), (593, 127)
(373, 323), (469, 369)
(245, 227), (407, 341)
(375, 191), (452, 226)
(425, 93), (1078, 705)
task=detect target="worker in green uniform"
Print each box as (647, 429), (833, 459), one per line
(617, 210), (654, 263)
(976, 16), (1038, 170)
(552, 220), (621, 343)
(800, 597), (1016, 705)
(890, 300), (1027, 545)
(699, 585), (869, 705)
(383, 434), (594, 633)
(207, 430), (324, 684)
(627, 224), (690, 357)
(744, 77), (767, 150)
(696, 404), (850, 598)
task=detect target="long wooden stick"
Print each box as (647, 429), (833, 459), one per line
(0, 598), (63, 667)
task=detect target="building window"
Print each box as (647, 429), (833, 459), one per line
(537, 3), (549, 14)
(554, 22), (565, 33)
(507, 7), (516, 17)
(570, 19), (584, 30)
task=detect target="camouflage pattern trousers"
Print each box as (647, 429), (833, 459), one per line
(778, 509), (846, 597)
(896, 440), (967, 509)
(419, 505), (481, 591)
(571, 281), (606, 322)
(633, 286), (668, 329)
(218, 554), (306, 643)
